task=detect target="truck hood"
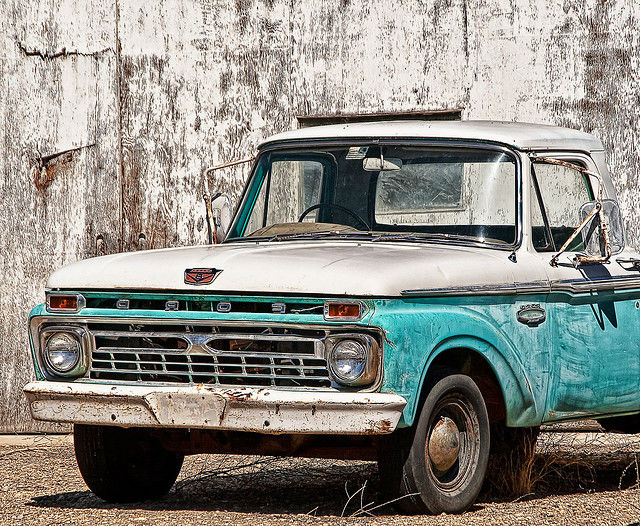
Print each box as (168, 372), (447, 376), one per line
(47, 240), (519, 297)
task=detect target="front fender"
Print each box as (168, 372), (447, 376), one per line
(420, 335), (538, 426)
(371, 297), (548, 428)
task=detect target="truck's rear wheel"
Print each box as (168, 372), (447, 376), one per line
(598, 414), (640, 434)
(74, 424), (183, 503)
(379, 374), (490, 514)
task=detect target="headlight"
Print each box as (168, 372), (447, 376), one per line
(330, 339), (366, 382)
(327, 335), (379, 386)
(45, 332), (80, 372)
(39, 327), (88, 377)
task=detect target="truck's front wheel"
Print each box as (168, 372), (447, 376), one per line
(379, 374), (490, 514)
(74, 424), (184, 503)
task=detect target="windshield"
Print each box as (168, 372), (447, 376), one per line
(227, 144), (518, 246)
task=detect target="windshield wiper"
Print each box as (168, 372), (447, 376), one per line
(226, 231), (376, 243)
(370, 232), (496, 245)
(227, 231), (506, 246)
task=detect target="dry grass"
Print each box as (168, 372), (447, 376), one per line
(483, 425), (540, 497)
(483, 423), (640, 503)
(173, 424), (640, 514)
(535, 430), (640, 495)
(2, 425), (640, 525)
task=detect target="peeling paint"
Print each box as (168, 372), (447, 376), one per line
(15, 40), (114, 60)
(23, 381), (406, 434)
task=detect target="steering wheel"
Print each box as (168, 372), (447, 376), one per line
(298, 203), (371, 230)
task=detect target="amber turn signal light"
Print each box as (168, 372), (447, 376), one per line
(46, 294), (85, 313)
(323, 301), (363, 320)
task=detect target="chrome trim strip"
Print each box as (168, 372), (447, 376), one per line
(401, 281), (550, 297)
(31, 315), (375, 331)
(550, 276), (640, 294)
(91, 329), (321, 346)
(401, 275), (640, 297)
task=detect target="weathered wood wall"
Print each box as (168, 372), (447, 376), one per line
(2, 0), (639, 431)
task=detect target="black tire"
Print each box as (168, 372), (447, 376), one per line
(378, 374), (490, 514)
(598, 415), (640, 434)
(74, 424), (184, 503)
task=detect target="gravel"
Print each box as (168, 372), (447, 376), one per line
(1, 431), (640, 525)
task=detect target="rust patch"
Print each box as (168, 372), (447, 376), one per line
(31, 145), (95, 192)
(220, 388), (253, 401)
(32, 153), (71, 192)
(364, 419), (392, 435)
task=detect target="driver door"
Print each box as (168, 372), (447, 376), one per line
(531, 155), (640, 420)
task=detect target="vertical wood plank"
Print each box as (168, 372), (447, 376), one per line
(0, 0), (118, 432)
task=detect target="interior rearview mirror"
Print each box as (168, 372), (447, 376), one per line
(579, 199), (624, 257)
(210, 193), (233, 243)
(363, 157), (403, 171)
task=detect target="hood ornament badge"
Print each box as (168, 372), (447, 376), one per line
(184, 268), (222, 286)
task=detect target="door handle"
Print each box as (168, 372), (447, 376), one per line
(517, 304), (546, 327)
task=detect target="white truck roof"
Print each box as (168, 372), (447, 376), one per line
(260, 120), (604, 153)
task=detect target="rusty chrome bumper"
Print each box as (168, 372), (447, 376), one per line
(23, 381), (406, 435)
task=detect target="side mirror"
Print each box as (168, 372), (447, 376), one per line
(208, 193), (233, 243)
(579, 199), (624, 257)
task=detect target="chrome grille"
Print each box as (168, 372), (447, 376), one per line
(87, 323), (332, 388)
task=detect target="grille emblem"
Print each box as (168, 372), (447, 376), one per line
(272, 303), (286, 314)
(184, 268), (221, 286)
(217, 302), (232, 313)
(165, 300), (179, 311)
(116, 299), (130, 310)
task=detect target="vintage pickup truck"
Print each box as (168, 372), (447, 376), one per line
(24, 120), (640, 513)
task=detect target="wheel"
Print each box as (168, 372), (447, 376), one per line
(378, 374), (490, 514)
(74, 424), (184, 503)
(598, 414), (640, 434)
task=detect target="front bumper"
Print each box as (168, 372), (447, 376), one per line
(24, 381), (407, 435)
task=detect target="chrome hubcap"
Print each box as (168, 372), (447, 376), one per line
(428, 416), (461, 472)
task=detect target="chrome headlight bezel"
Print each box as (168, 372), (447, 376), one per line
(325, 334), (380, 387)
(39, 326), (90, 378)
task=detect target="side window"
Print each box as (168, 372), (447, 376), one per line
(532, 162), (593, 252)
(243, 159), (325, 235)
(265, 160), (324, 225)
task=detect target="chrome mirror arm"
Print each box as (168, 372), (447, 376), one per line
(202, 156), (254, 244)
(549, 202), (600, 267)
(532, 157), (612, 267)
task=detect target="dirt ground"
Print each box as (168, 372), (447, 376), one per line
(1, 429), (640, 526)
